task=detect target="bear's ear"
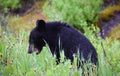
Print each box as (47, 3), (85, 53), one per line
(36, 19), (46, 31)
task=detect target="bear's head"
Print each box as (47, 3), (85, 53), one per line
(28, 20), (46, 54)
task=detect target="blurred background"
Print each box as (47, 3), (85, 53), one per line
(0, 0), (120, 40)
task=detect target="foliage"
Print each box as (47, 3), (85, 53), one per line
(0, 0), (21, 13)
(43, 0), (103, 29)
(83, 25), (120, 75)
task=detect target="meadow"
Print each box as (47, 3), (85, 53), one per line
(0, 25), (120, 76)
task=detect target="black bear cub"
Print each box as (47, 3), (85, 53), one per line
(28, 20), (98, 66)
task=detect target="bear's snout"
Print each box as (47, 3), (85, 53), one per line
(28, 44), (34, 54)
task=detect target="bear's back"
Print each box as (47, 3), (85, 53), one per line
(45, 21), (95, 50)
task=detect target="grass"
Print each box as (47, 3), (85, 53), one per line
(0, 27), (120, 76)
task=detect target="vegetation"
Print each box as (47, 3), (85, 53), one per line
(43, 0), (103, 30)
(0, 0), (120, 76)
(0, 25), (120, 76)
(0, 0), (21, 13)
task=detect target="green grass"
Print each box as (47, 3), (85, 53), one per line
(0, 28), (120, 76)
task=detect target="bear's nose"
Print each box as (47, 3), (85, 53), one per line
(28, 50), (32, 54)
(28, 45), (33, 54)
(28, 48), (33, 54)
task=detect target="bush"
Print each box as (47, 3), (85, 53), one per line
(0, 0), (21, 13)
(43, 0), (103, 29)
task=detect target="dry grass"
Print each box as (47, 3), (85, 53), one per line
(99, 4), (120, 21)
(108, 24), (120, 40)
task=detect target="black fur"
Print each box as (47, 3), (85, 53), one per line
(28, 20), (98, 66)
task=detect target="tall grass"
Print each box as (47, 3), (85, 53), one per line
(0, 28), (120, 76)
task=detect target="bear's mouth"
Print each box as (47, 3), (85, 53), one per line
(28, 44), (40, 54)
(35, 48), (40, 54)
